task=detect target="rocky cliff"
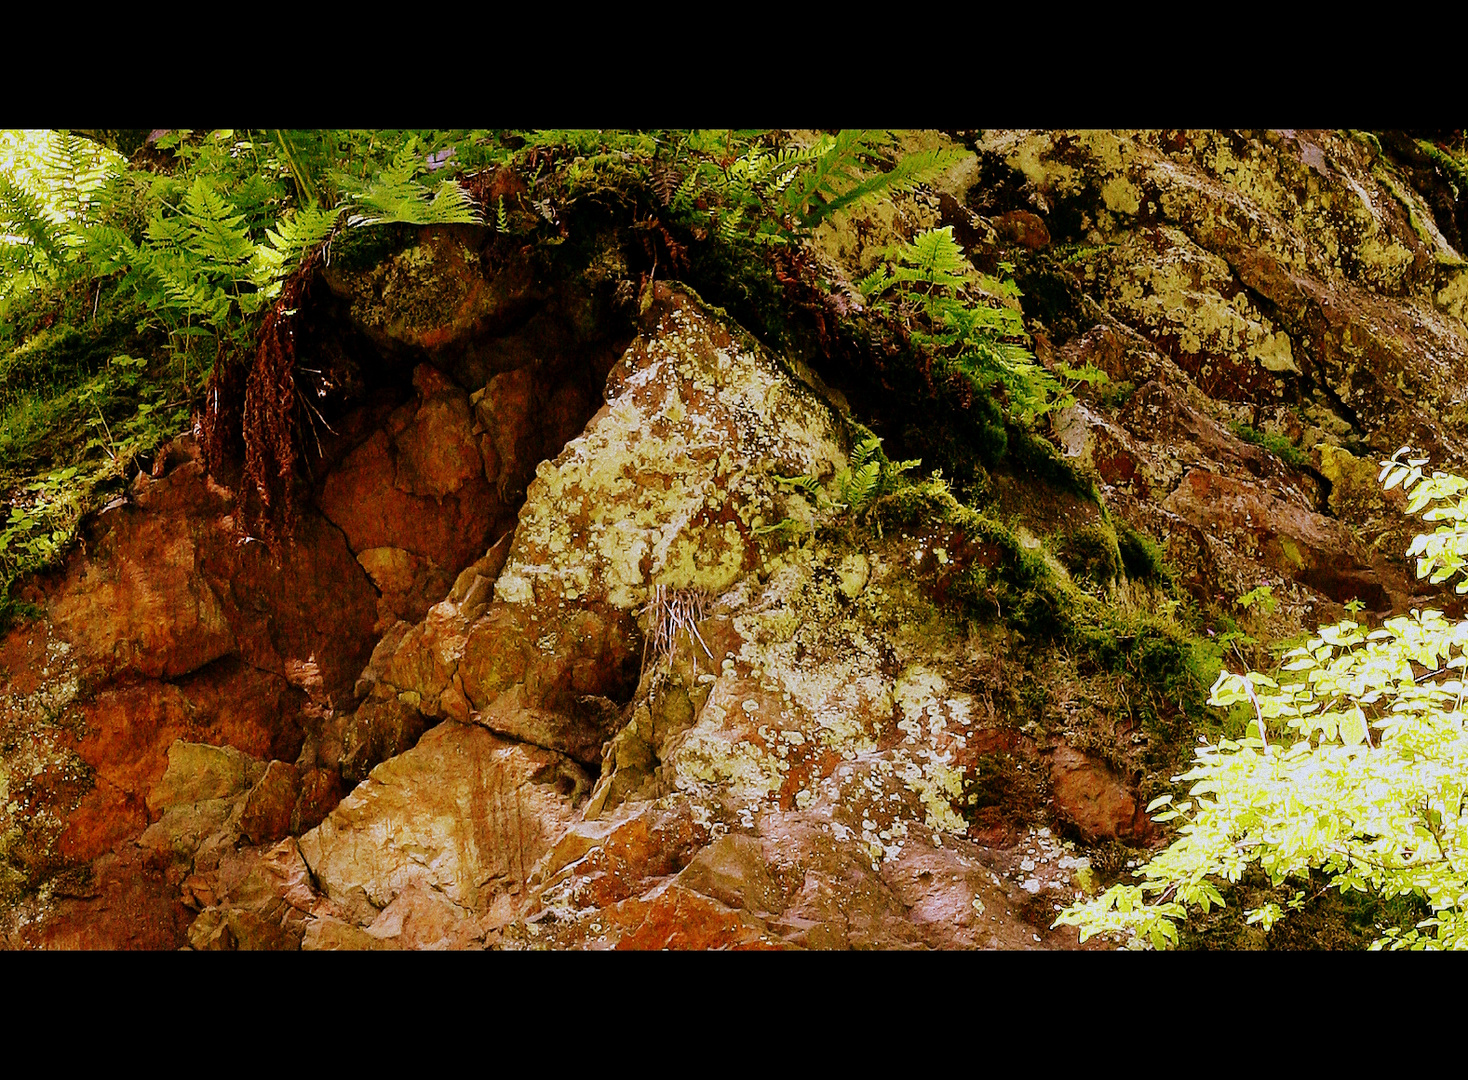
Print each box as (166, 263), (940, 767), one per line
(3, 129), (1465, 949)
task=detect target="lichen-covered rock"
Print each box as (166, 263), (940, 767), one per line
(355, 284), (849, 769)
(494, 283), (848, 609)
(960, 129), (1468, 638)
(261, 284), (1127, 950)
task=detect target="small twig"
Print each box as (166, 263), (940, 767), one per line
(1241, 674), (1269, 750)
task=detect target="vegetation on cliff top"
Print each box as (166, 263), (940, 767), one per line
(1, 128), (1086, 630)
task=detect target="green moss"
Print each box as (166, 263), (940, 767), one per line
(1115, 520), (1174, 589)
(1003, 424), (1101, 504)
(1228, 420), (1308, 469)
(0, 300), (140, 414)
(872, 473), (1078, 643)
(1057, 523), (1122, 586)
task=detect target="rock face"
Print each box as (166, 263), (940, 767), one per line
(7, 131), (1466, 950)
(963, 129), (1468, 637)
(0, 222), (625, 945)
(170, 286), (1115, 950)
(319, 363), (504, 629)
(0, 440), (379, 945)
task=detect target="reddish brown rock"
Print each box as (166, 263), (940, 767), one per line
(318, 365), (511, 633)
(1, 435), (379, 943)
(297, 722), (588, 925)
(991, 209), (1051, 249)
(292, 767), (346, 834)
(613, 882), (786, 950)
(240, 761), (302, 845)
(7, 847), (192, 950)
(1049, 746), (1149, 843)
(1163, 468), (1391, 611)
(42, 442), (377, 701)
(146, 740), (265, 816)
(456, 602), (640, 762)
(203, 511), (379, 703)
(173, 658), (308, 765)
(49, 500), (236, 684)
(319, 425), (498, 575)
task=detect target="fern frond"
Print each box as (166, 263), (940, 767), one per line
(0, 173), (66, 271)
(990, 340), (1039, 368)
(776, 473), (823, 500)
(40, 131), (110, 229)
(345, 171), (482, 227)
(840, 459), (882, 512)
(716, 204), (747, 243)
(257, 202), (341, 285)
(73, 223), (132, 276)
(182, 176), (253, 266)
(129, 244), (231, 326)
(669, 168), (702, 212)
(144, 213), (193, 249)
(814, 146), (966, 223)
(780, 130), (886, 225)
(421, 179), (482, 224)
(896, 227), (972, 287)
(335, 133), (482, 227)
(855, 266), (895, 298)
(1054, 361), (1109, 386)
(851, 435), (882, 469)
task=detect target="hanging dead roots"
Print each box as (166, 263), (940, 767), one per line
(640, 584), (714, 681)
(199, 246), (325, 549)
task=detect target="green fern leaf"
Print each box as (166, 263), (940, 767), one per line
(0, 172), (66, 271)
(670, 168), (701, 212)
(256, 201), (341, 286)
(341, 136), (483, 228)
(780, 130), (885, 225)
(896, 227), (972, 288)
(776, 473), (823, 500)
(855, 267), (895, 298)
(814, 147), (966, 223)
(841, 459), (881, 512)
(40, 131), (110, 228)
(182, 176), (253, 266)
(852, 435), (882, 469)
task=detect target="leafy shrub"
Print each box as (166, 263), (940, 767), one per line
(1056, 447), (1468, 949)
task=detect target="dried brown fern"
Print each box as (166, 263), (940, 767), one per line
(198, 246), (324, 547)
